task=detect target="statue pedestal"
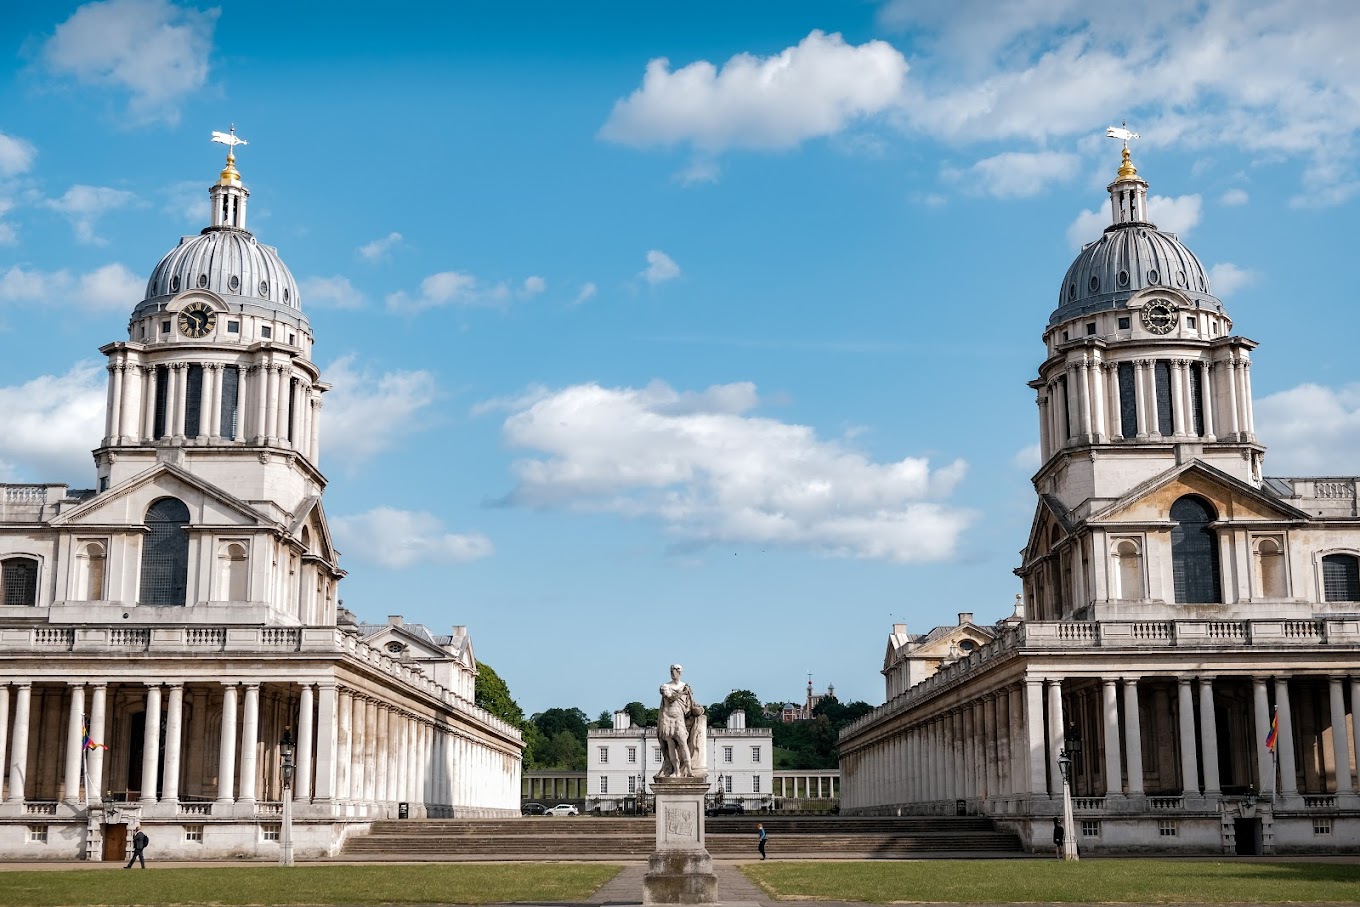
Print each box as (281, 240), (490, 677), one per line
(643, 777), (716, 905)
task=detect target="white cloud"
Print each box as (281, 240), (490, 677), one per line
(1148, 193), (1201, 235)
(1220, 188), (1249, 206)
(357, 231), (403, 262)
(0, 362), (105, 482)
(1255, 383), (1360, 475)
(674, 159), (720, 185)
(0, 199), (16, 246)
(641, 250), (680, 285)
(0, 132), (36, 177)
(386, 270), (538, 313)
(879, 1), (1360, 205)
(44, 185), (138, 244)
(600, 30), (908, 152)
(573, 282), (598, 306)
(0, 263), (141, 312)
(162, 179), (206, 226)
(300, 275), (365, 310)
(492, 379), (973, 562)
(1066, 207), (1107, 249)
(331, 507), (493, 570)
(41, 0), (218, 125)
(1207, 262), (1256, 298)
(320, 355), (438, 471)
(1012, 444), (1042, 471)
(949, 150), (1079, 198)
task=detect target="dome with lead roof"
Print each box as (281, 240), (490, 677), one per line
(1048, 147), (1225, 327)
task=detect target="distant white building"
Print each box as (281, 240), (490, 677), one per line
(587, 710), (772, 813)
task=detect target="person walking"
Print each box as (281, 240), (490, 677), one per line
(125, 827), (149, 869)
(1052, 818), (1064, 859)
(757, 822), (767, 860)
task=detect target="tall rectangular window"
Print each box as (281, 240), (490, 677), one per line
(1058, 375), (1071, 441)
(220, 366), (240, 438)
(627, 747), (637, 764)
(751, 746), (761, 763)
(598, 746), (608, 764)
(1154, 359), (1174, 436)
(628, 776), (636, 793)
(723, 746), (733, 763)
(286, 377), (298, 443)
(183, 364), (204, 437)
(1189, 363), (1205, 436)
(600, 775), (608, 794)
(753, 776), (761, 793)
(1117, 362), (1138, 438)
(153, 365), (169, 438)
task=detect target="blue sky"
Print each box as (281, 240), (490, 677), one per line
(2, 1), (1358, 717)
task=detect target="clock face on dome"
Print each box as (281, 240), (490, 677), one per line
(1140, 299), (1178, 335)
(177, 300), (217, 338)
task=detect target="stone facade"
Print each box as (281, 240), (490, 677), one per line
(839, 145), (1360, 854)
(0, 144), (522, 861)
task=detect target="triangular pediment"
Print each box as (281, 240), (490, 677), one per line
(288, 495), (339, 567)
(1021, 494), (1075, 567)
(1090, 459), (1311, 525)
(50, 462), (271, 529)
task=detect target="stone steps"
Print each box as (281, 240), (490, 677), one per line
(341, 816), (1022, 859)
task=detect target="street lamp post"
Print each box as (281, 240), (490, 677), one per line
(279, 728), (296, 867)
(1057, 724), (1081, 862)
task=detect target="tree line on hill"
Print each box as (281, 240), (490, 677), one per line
(474, 663), (873, 771)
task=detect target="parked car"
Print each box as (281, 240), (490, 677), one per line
(706, 802), (744, 816)
(522, 802), (547, 816)
(545, 803), (579, 816)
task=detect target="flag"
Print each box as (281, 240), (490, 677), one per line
(82, 717), (107, 751)
(1264, 709), (1278, 752)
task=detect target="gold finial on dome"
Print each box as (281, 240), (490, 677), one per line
(210, 125), (248, 183)
(1106, 121), (1140, 181)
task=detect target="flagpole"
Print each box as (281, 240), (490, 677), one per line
(82, 713), (90, 808)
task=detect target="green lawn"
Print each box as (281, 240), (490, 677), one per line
(742, 859), (1360, 904)
(0, 863), (621, 906)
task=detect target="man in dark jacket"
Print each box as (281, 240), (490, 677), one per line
(125, 828), (149, 869)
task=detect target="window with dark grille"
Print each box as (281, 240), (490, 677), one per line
(2, 557), (39, 606)
(183, 364), (203, 437)
(1322, 554), (1360, 602)
(1154, 360), (1174, 436)
(1117, 362), (1137, 438)
(139, 498), (190, 606)
(220, 366), (240, 438)
(1058, 375), (1070, 441)
(1171, 496), (1221, 603)
(286, 377), (297, 442)
(1189, 364), (1205, 436)
(153, 365), (169, 438)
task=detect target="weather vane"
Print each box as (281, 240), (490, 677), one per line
(210, 124), (248, 154)
(1106, 120), (1139, 150)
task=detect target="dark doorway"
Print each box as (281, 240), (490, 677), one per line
(1234, 818), (1262, 855)
(102, 823), (127, 861)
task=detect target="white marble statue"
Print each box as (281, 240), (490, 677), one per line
(657, 663), (707, 778)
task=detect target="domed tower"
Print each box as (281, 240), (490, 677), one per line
(1029, 141), (1264, 521)
(94, 137), (328, 519)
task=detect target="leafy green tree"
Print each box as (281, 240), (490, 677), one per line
(531, 707), (589, 741)
(537, 729), (587, 770)
(595, 710), (614, 729)
(474, 662), (525, 728)
(623, 700), (658, 728)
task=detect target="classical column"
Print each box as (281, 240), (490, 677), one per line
(335, 688), (352, 801)
(1198, 678), (1220, 795)
(1328, 677), (1352, 793)
(1024, 679), (1047, 796)
(0, 685), (9, 804)
(351, 696), (367, 805)
(209, 363), (224, 440)
(265, 365), (280, 444)
(1101, 678), (1122, 796)
(142, 366), (159, 439)
(1075, 360), (1092, 440)
(1105, 362), (1123, 440)
(310, 397), (322, 463)
(1009, 686), (1025, 799)
(64, 684), (85, 803)
(314, 683), (337, 802)
(1201, 363), (1217, 440)
(1046, 679), (1064, 797)
(1177, 678), (1198, 796)
(121, 364), (141, 443)
(140, 684), (162, 805)
(1122, 677), (1144, 794)
(1241, 359), (1256, 436)
(983, 694), (998, 802)
(107, 365), (124, 444)
(251, 367), (267, 442)
(171, 363), (188, 440)
(387, 709), (402, 806)
(197, 364), (213, 440)
(1225, 359), (1241, 438)
(88, 683), (107, 801)
(217, 684), (238, 804)
(1275, 677), (1298, 797)
(296, 683), (315, 801)
(162, 683), (184, 803)
(374, 706), (390, 804)
(1090, 354), (1107, 442)
(1170, 360), (1188, 437)
(1251, 678), (1275, 797)
(364, 699), (379, 803)
(1134, 359), (1150, 439)
(238, 683), (260, 804)
(7, 684), (30, 803)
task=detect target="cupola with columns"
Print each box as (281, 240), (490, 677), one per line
(94, 133), (328, 520)
(1029, 137), (1264, 522)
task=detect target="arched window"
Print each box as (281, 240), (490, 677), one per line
(2, 556), (39, 606)
(1322, 553), (1360, 602)
(1171, 495), (1221, 603)
(75, 541), (107, 601)
(215, 542), (248, 601)
(1113, 539), (1144, 600)
(1255, 537), (1287, 599)
(140, 497), (190, 606)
